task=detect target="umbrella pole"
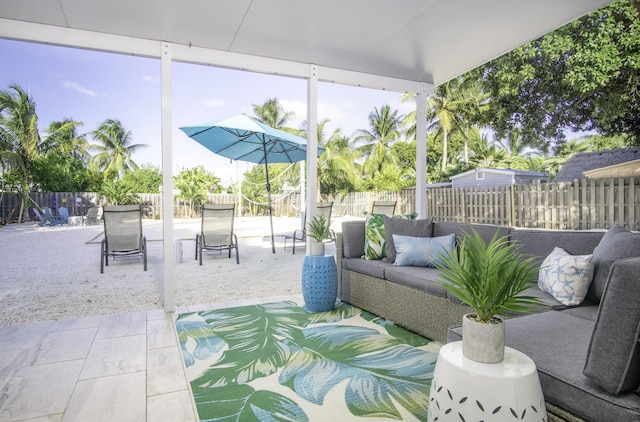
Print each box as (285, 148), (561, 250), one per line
(263, 142), (276, 253)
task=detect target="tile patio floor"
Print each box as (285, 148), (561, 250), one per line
(0, 294), (304, 422)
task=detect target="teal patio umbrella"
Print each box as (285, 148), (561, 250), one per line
(180, 114), (324, 253)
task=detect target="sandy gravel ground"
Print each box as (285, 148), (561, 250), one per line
(0, 216), (350, 326)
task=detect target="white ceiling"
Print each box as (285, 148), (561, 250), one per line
(0, 0), (611, 88)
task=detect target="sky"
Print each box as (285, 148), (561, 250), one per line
(0, 38), (415, 185)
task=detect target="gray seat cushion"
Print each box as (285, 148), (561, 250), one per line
(384, 266), (447, 297)
(448, 311), (640, 421)
(341, 257), (392, 279)
(584, 257), (640, 394)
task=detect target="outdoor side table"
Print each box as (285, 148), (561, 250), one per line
(428, 341), (546, 422)
(301, 254), (337, 312)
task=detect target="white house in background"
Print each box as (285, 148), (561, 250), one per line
(450, 168), (550, 188)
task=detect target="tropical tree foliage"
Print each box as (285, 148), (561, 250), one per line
(121, 164), (163, 193)
(89, 118), (148, 181)
(477, 0), (640, 146)
(0, 83), (42, 221)
(353, 105), (403, 184)
(174, 166), (222, 217)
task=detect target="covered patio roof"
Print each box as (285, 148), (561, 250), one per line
(0, 0), (610, 88)
(0, 0), (611, 311)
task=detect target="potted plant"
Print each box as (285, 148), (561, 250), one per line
(307, 215), (331, 256)
(436, 229), (541, 363)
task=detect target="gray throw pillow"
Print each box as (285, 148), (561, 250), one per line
(383, 216), (433, 263)
(589, 225), (640, 303)
(584, 257), (640, 394)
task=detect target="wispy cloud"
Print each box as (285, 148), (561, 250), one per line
(202, 98), (225, 107)
(142, 75), (157, 83)
(62, 81), (98, 97)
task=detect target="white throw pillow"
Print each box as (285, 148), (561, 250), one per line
(538, 247), (594, 306)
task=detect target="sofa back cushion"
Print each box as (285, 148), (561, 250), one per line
(584, 257), (640, 394)
(383, 216), (434, 263)
(589, 225), (640, 303)
(434, 222), (510, 246)
(341, 220), (366, 259)
(510, 229), (604, 268)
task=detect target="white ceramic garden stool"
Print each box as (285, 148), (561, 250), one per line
(428, 341), (546, 422)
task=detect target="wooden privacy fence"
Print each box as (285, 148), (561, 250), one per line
(425, 177), (640, 231)
(1, 177), (638, 230)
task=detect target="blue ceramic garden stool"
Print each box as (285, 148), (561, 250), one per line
(302, 255), (338, 312)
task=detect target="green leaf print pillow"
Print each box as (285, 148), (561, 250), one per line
(363, 212), (417, 260)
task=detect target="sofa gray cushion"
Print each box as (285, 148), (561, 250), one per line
(341, 257), (392, 279)
(435, 222), (511, 246)
(383, 216), (433, 263)
(448, 311), (640, 421)
(590, 225), (640, 303)
(341, 220), (366, 259)
(384, 266), (447, 297)
(560, 305), (598, 321)
(511, 229), (604, 268)
(584, 257), (640, 394)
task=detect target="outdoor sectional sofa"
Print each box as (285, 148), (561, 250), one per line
(336, 219), (640, 421)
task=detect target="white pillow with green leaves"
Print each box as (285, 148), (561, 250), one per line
(362, 212), (417, 260)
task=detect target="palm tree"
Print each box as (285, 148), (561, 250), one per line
(250, 98), (298, 195)
(353, 104), (403, 180)
(89, 119), (148, 181)
(252, 98), (294, 129)
(470, 134), (508, 168)
(318, 127), (362, 194)
(428, 77), (486, 172)
(42, 118), (89, 161)
(401, 76), (486, 173)
(0, 83), (41, 222)
(494, 128), (540, 169)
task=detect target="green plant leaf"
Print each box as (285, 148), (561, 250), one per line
(192, 302), (311, 387)
(436, 228), (542, 322)
(279, 325), (435, 420)
(176, 315), (227, 367)
(193, 383), (308, 422)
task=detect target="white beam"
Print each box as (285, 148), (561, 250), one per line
(416, 83), (428, 218)
(0, 18), (160, 58)
(306, 64), (319, 254)
(161, 42), (175, 313)
(318, 66), (430, 94)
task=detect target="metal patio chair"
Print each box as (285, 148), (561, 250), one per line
(101, 204), (147, 273)
(195, 203), (239, 265)
(371, 200), (396, 216)
(283, 201), (334, 254)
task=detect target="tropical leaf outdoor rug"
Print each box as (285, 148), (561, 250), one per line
(176, 301), (440, 421)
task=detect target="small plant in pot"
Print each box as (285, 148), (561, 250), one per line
(307, 215), (331, 256)
(436, 229), (541, 363)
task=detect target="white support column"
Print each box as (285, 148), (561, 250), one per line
(161, 42), (175, 312)
(416, 83), (428, 218)
(306, 64), (319, 254)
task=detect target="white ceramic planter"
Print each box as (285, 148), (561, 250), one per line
(309, 240), (325, 256)
(462, 313), (505, 364)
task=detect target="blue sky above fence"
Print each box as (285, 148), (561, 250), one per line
(0, 38), (414, 185)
